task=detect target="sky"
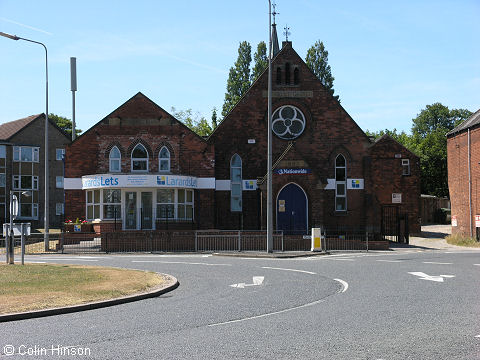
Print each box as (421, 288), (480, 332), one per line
(1, 0), (479, 135)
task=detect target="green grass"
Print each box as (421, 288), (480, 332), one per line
(445, 234), (480, 248)
(0, 264), (164, 314)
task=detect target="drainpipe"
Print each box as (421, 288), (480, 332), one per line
(468, 128), (473, 237)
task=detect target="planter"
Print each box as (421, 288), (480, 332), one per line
(64, 223), (94, 233)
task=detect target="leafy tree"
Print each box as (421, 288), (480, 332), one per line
(251, 41), (268, 83)
(222, 41), (252, 118)
(211, 107), (218, 129)
(171, 107), (213, 137)
(49, 113), (81, 136)
(305, 40), (339, 102)
(365, 128), (413, 150)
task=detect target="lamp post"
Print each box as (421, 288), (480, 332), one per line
(266, 2), (273, 252)
(0, 32), (49, 251)
(7, 190), (31, 264)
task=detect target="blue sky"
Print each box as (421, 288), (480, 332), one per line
(1, 0), (479, 134)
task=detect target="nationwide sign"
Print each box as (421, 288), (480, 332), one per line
(274, 168), (311, 175)
(82, 174), (202, 189)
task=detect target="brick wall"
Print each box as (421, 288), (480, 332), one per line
(447, 126), (480, 237)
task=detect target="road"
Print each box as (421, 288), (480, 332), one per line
(1, 247), (479, 359)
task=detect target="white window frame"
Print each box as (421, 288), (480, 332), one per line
(56, 176), (64, 188)
(159, 146), (170, 172)
(18, 202), (38, 220)
(109, 146), (121, 173)
(335, 154), (347, 212)
(86, 190), (101, 220)
(103, 189), (122, 220)
(13, 146), (39, 162)
(156, 188), (194, 220)
(402, 159), (410, 176)
(13, 175), (39, 190)
(131, 144), (149, 172)
(56, 148), (65, 161)
(56, 203), (64, 215)
(230, 154), (242, 212)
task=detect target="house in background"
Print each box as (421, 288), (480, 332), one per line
(447, 109), (480, 239)
(0, 114), (71, 229)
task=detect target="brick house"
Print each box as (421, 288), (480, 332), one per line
(210, 41), (420, 236)
(64, 93), (215, 232)
(0, 114), (71, 229)
(63, 41), (420, 237)
(447, 109), (480, 239)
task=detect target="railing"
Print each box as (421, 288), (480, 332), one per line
(195, 230), (284, 252)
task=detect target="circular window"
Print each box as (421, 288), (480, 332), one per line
(272, 105), (306, 140)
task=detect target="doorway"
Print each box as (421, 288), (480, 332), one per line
(276, 183), (308, 234)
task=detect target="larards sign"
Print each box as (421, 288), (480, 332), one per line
(82, 174), (199, 189)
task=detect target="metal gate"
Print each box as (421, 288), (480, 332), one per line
(381, 205), (409, 243)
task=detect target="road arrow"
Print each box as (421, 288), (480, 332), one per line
(408, 272), (455, 282)
(230, 276), (264, 288)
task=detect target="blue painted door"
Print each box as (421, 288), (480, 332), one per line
(276, 183), (307, 234)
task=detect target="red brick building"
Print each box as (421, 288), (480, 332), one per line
(64, 40), (420, 236)
(447, 109), (480, 239)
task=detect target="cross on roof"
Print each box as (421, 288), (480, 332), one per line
(272, 2), (278, 25)
(283, 24), (290, 41)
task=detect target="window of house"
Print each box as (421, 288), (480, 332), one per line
(109, 146), (121, 172)
(13, 146), (39, 162)
(103, 189), (121, 219)
(335, 154), (347, 211)
(156, 189), (175, 219)
(402, 159), (410, 176)
(56, 148), (65, 160)
(230, 154), (242, 212)
(56, 203), (64, 216)
(294, 68), (299, 85)
(86, 190), (101, 220)
(159, 146), (170, 172)
(56, 176), (64, 188)
(131, 144), (148, 172)
(19, 202), (38, 219)
(276, 67), (282, 85)
(285, 63), (291, 84)
(0, 174), (5, 187)
(0, 145), (5, 158)
(177, 189), (193, 220)
(13, 175), (38, 190)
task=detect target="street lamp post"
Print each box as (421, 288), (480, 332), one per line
(266, 2), (273, 253)
(0, 32), (50, 251)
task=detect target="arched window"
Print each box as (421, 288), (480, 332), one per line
(159, 146), (170, 172)
(285, 63), (291, 85)
(131, 144), (148, 172)
(230, 154), (242, 212)
(109, 146), (121, 172)
(276, 67), (282, 85)
(335, 155), (346, 211)
(294, 68), (299, 85)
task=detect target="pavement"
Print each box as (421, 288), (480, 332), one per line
(395, 224), (462, 250)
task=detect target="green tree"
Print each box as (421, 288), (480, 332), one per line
(410, 103), (472, 197)
(211, 107), (218, 129)
(171, 107), (213, 137)
(49, 113), (81, 136)
(305, 40), (339, 102)
(365, 128), (413, 150)
(251, 41), (268, 83)
(222, 41), (252, 118)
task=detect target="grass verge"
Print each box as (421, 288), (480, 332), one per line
(445, 234), (480, 248)
(0, 263), (165, 314)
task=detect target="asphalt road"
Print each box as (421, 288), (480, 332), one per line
(1, 247), (480, 359)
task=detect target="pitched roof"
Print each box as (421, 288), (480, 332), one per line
(0, 114), (42, 141)
(447, 108), (480, 136)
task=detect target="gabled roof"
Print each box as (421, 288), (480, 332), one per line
(370, 134), (419, 159)
(447, 108), (480, 136)
(73, 92), (208, 143)
(0, 114), (41, 141)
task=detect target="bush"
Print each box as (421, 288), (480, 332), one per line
(446, 234), (480, 247)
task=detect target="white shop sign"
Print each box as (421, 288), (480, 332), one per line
(392, 193), (402, 204)
(82, 174), (202, 189)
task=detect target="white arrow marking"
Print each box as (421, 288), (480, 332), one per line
(408, 272), (455, 282)
(230, 276), (264, 288)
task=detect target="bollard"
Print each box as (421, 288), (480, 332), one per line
(21, 223), (25, 265)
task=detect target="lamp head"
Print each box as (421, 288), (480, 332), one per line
(0, 32), (19, 41)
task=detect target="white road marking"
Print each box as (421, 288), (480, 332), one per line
(377, 260), (403, 263)
(131, 260), (231, 266)
(408, 272), (455, 282)
(208, 298), (327, 327)
(261, 266), (316, 275)
(26, 261), (46, 263)
(327, 258), (355, 261)
(475, 335), (480, 338)
(230, 276), (264, 288)
(474, 264), (480, 266)
(26, 257), (99, 262)
(422, 262), (452, 265)
(334, 279), (349, 293)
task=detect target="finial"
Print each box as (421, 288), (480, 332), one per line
(272, 2), (279, 25)
(283, 24), (290, 41)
